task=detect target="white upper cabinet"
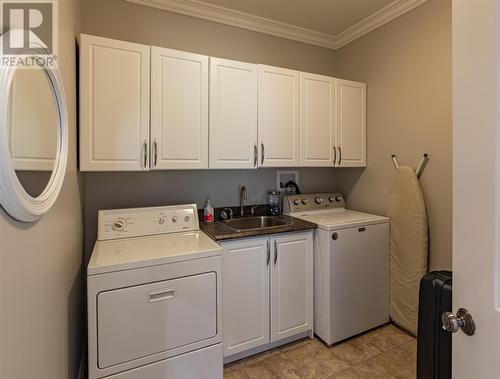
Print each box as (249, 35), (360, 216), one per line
(209, 58), (258, 169)
(336, 79), (366, 167)
(151, 47), (209, 170)
(8, 69), (57, 171)
(80, 34), (150, 171)
(258, 65), (300, 167)
(79, 34), (366, 171)
(299, 72), (336, 167)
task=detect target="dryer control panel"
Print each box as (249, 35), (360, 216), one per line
(97, 204), (199, 241)
(283, 193), (346, 213)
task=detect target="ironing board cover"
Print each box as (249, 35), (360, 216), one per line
(388, 165), (428, 335)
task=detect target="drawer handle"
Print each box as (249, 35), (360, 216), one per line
(148, 288), (176, 303)
(358, 227), (366, 232)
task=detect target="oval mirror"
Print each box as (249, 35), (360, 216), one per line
(0, 35), (68, 222)
(8, 68), (58, 197)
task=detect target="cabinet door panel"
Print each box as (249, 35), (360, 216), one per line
(271, 232), (313, 342)
(222, 237), (270, 357)
(151, 47), (208, 169)
(258, 65), (299, 167)
(80, 34), (150, 171)
(210, 58), (258, 169)
(336, 79), (366, 167)
(300, 73), (336, 167)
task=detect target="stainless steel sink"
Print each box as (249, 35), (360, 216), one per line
(223, 216), (291, 232)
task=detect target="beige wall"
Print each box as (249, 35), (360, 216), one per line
(82, 0), (337, 75)
(81, 0), (343, 260)
(334, 0), (452, 270)
(82, 0), (452, 271)
(0, 1), (84, 378)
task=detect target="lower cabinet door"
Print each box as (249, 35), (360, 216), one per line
(222, 237), (270, 356)
(270, 232), (313, 342)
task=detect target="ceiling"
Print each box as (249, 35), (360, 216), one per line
(198, 0), (395, 36)
(125, 0), (429, 49)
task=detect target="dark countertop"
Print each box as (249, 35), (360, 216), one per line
(200, 214), (317, 241)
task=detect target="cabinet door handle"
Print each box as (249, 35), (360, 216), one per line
(261, 143), (265, 165)
(254, 144), (258, 167)
(143, 140), (147, 169)
(153, 139), (158, 168)
(338, 147), (342, 166)
(266, 240), (270, 266)
(333, 145), (337, 166)
(274, 240), (278, 265)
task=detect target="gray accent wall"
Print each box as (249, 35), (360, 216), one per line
(84, 168), (344, 260)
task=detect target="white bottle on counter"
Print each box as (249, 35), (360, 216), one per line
(203, 199), (214, 223)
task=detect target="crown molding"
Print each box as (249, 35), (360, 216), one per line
(124, 0), (429, 50)
(334, 0), (429, 48)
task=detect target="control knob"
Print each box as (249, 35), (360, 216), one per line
(301, 199), (309, 205)
(171, 215), (178, 223)
(315, 197), (323, 204)
(328, 197), (335, 202)
(112, 218), (127, 231)
(335, 196), (343, 202)
(293, 199), (301, 206)
(158, 216), (165, 225)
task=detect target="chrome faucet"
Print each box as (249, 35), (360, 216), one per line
(240, 185), (247, 216)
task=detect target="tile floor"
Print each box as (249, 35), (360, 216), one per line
(224, 324), (416, 379)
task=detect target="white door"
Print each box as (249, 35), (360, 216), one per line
(258, 65), (300, 167)
(209, 58), (258, 169)
(151, 47), (209, 170)
(336, 79), (366, 167)
(222, 237), (270, 356)
(299, 72), (336, 167)
(80, 34), (150, 171)
(270, 232), (313, 342)
(452, 1), (500, 377)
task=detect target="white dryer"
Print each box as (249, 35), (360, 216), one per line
(87, 204), (223, 379)
(284, 193), (390, 345)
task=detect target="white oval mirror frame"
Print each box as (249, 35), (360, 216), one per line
(0, 48), (68, 222)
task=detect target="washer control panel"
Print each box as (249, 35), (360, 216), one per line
(283, 193), (345, 213)
(97, 204), (199, 241)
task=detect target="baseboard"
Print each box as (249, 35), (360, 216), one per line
(223, 330), (311, 364)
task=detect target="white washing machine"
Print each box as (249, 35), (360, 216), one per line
(284, 193), (390, 345)
(87, 204), (223, 379)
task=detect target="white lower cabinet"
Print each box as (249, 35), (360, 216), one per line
(271, 233), (313, 342)
(222, 231), (313, 358)
(222, 236), (270, 356)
